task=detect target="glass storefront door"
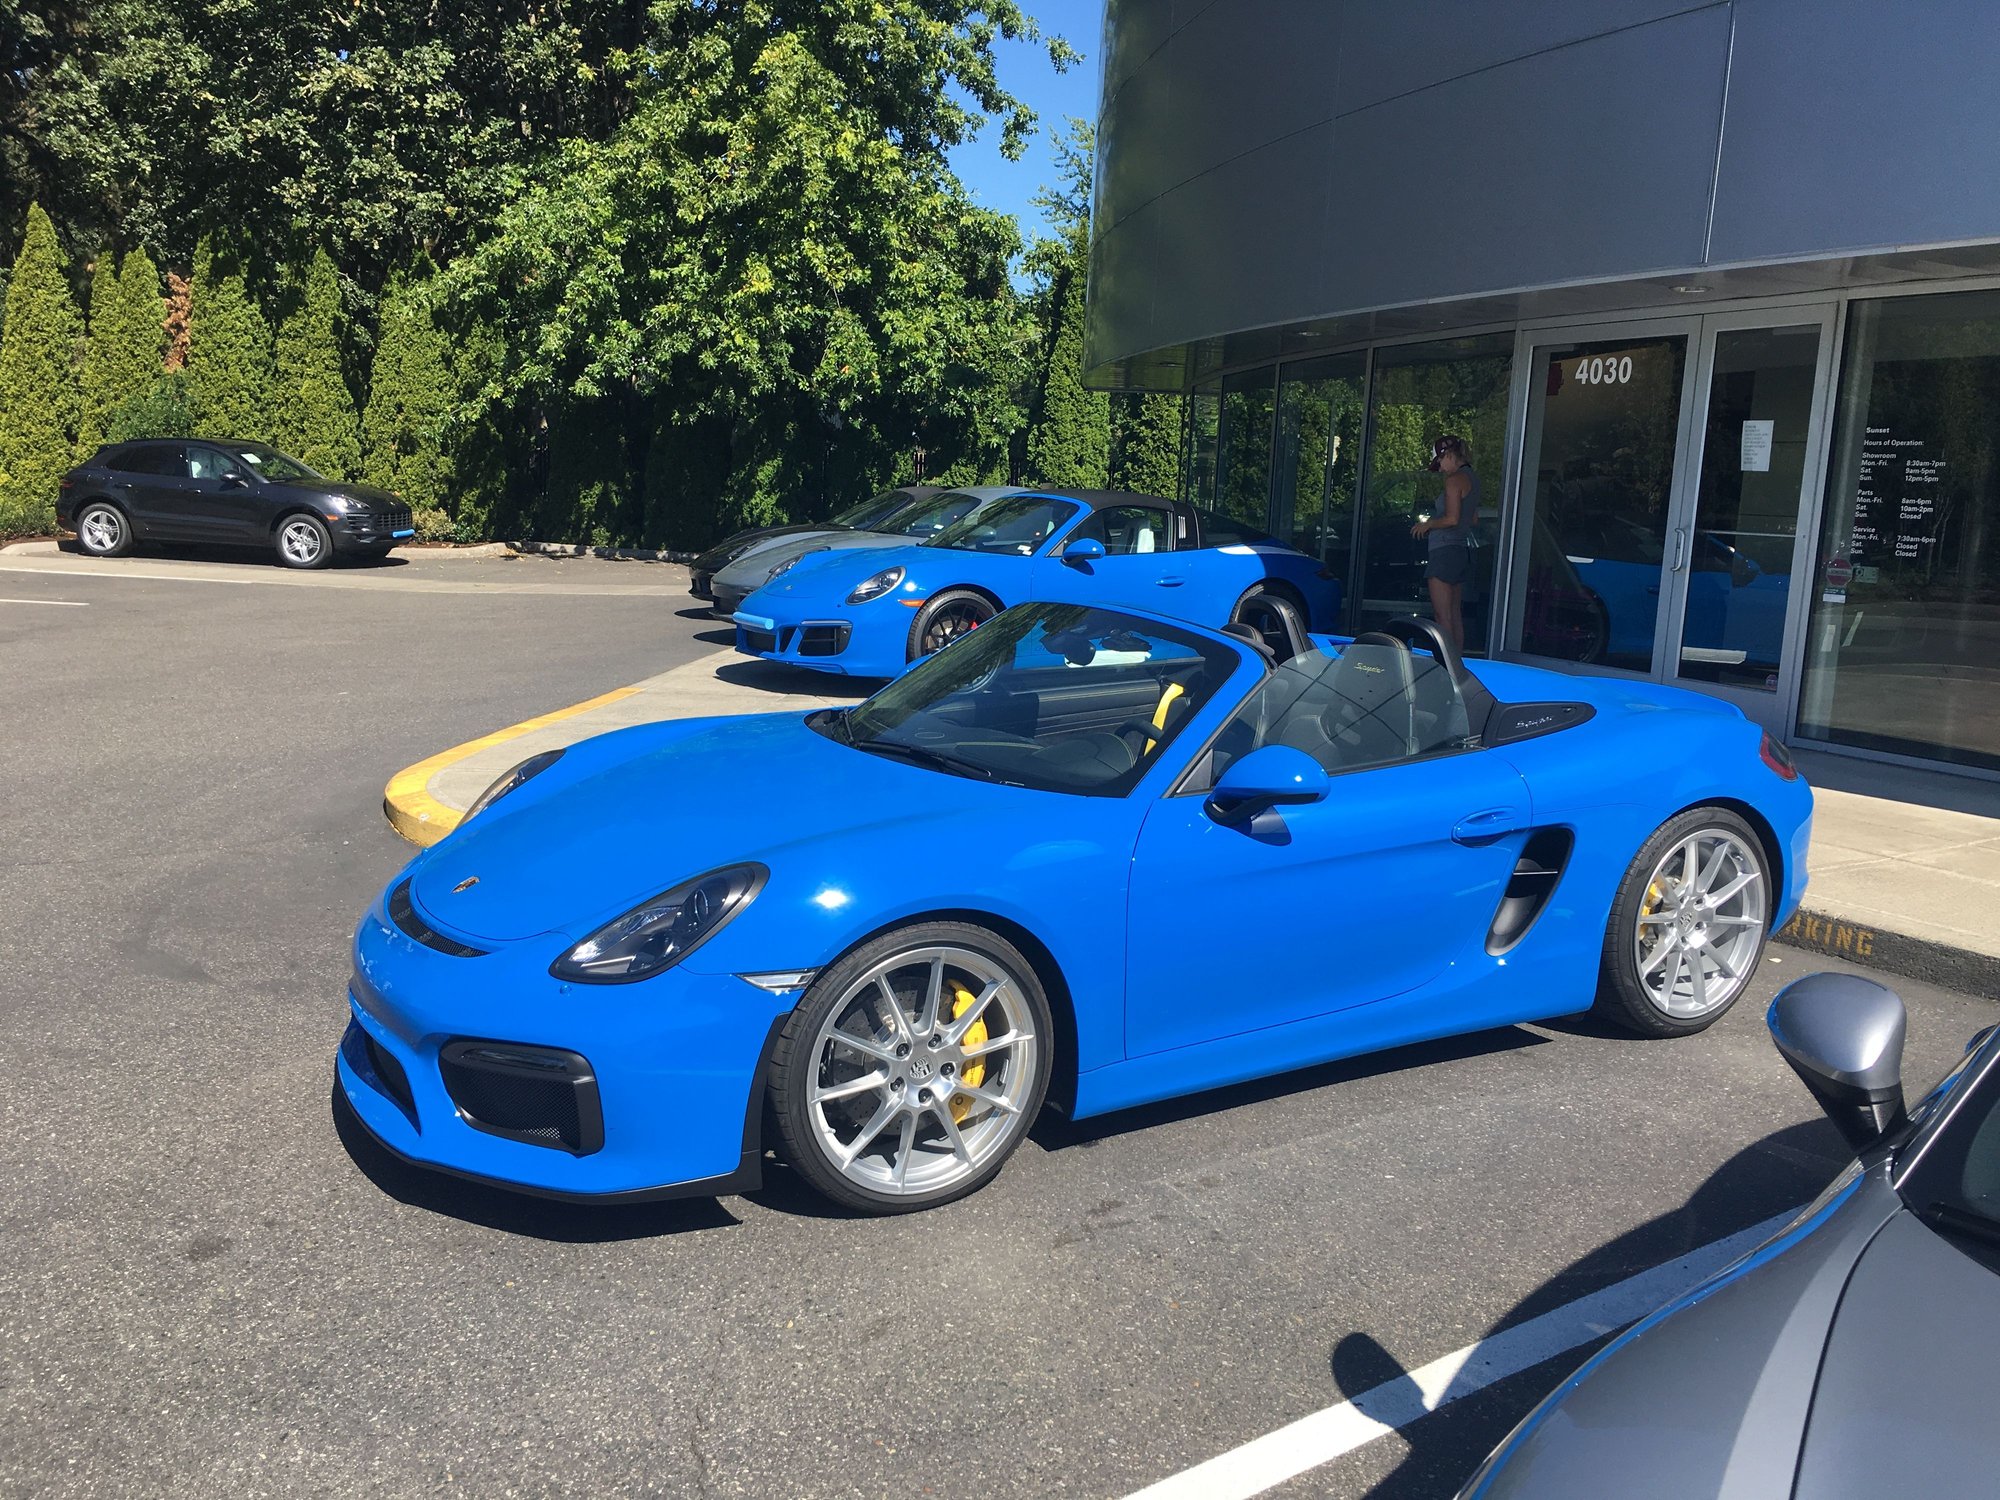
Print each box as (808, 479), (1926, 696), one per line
(1271, 353), (1365, 581)
(1505, 324), (1696, 672)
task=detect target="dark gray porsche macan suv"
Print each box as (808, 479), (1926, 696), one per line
(58, 439), (414, 569)
(1462, 971), (2000, 1498)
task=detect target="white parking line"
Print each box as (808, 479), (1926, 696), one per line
(1124, 1207), (1799, 1500)
(0, 596), (88, 606)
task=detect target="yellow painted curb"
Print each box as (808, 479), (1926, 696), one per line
(382, 684), (642, 847)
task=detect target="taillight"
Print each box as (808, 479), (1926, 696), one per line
(59, 476), (74, 490)
(1759, 731), (1799, 781)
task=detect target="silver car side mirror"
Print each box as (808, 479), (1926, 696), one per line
(1767, 972), (1908, 1152)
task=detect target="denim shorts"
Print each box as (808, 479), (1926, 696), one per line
(1427, 544), (1471, 586)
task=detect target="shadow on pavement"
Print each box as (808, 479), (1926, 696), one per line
(52, 536), (408, 569)
(1031, 1026), (1551, 1153)
(1329, 1117), (1851, 1498)
(711, 659), (875, 698)
(330, 1085), (740, 1241)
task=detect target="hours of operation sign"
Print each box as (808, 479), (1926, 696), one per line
(1850, 425), (1944, 569)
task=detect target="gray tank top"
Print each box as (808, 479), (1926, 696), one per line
(1428, 466), (1480, 551)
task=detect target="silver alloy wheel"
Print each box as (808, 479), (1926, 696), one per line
(80, 505), (124, 554)
(1633, 829), (1767, 1018)
(280, 518), (324, 565)
(806, 945), (1037, 1197)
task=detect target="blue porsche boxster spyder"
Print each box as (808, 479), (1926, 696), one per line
(729, 487), (1340, 677)
(338, 603), (1811, 1214)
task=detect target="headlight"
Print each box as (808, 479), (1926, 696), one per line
(846, 565), (904, 604)
(550, 864), (766, 984)
(465, 748), (565, 822)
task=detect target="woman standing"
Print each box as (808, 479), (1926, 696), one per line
(1411, 434), (1479, 651)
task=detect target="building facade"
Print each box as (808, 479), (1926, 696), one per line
(1086, 0), (2000, 777)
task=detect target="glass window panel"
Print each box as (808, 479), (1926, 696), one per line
(1273, 353), (1366, 590)
(1359, 335), (1513, 653)
(1510, 335), (1687, 671)
(1675, 324), (1821, 690)
(1799, 290), (2000, 773)
(1186, 383), (1220, 508)
(1215, 369), (1275, 533)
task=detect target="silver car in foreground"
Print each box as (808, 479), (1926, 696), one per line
(1463, 971), (1999, 1498)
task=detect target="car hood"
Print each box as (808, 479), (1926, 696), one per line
(711, 528), (912, 590)
(694, 522), (835, 572)
(1469, 1170), (1902, 1500)
(281, 479), (400, 510)
(409, 712), (1021, 942)
(740, 543), (937, 612)
(1787, 1209), (2000, 1496)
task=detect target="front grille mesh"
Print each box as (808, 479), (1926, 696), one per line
(439, 1041), (603, 1156)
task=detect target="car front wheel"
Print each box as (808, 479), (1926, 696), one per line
(769, 921), (1053, 1214)
(1596, 806), (1771, 1036)
(275, 514), (333, 569)
(76, 501), (134, 557)
(907, 589), (995, 660)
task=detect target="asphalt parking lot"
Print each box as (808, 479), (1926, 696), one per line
(2, 543), (1991, 1500)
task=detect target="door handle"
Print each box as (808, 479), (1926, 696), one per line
(1452, 808), (1525, 846)
(1670, 528), (1690, 572)
(1156, 576), (1187, 587)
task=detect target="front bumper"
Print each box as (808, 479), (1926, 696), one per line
(329, 508), (416, 552)
(336, 890), (793, 1200)
(731, 603), (907, 678)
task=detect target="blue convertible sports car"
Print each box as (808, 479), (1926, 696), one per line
(730, 487), (1340, 677)
(338, 603), (1811, 1214)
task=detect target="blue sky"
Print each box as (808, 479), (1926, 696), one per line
(946, 0), (1106, 248)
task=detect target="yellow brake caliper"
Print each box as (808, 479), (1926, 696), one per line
(949, 983), (987, 1124)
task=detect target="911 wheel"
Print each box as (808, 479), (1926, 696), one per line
(907, 589), (995, 661)
(1596, 806), (1770, 1037)
(769, 922), (1052, 1213)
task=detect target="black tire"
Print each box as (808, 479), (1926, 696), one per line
(768, 920), (1054, 1214)
(906, 588), (996, 661)
(274, 513), (334, 570)
(1229, 582), (1307, 658)
(1595, 805), (1772, 1037)
(74, 500), (134, 557)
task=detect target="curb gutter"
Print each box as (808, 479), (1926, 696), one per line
(383, 685), (641, 848)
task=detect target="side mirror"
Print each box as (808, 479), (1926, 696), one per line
(1206, 745), (1330, 825)
(1767, 973), (1908, 1152)
(1061, 536), (1106, 566)
(221, 471), (249, 489)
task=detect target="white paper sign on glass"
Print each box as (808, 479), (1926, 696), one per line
(1740, 418), (1774, 472)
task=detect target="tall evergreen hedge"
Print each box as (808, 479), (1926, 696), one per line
(185, 238), (274, 438)
(361, 270), (454, 514)
(1024, 256), (1108, 490)
(0, 205), (83, 537)
(271, 250), (361, 478)
(83, 247), (169, 447)
(1113, 392), (1183, 499)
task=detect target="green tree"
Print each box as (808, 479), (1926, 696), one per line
(1024, 254), (1107, 487)
(362, 268), (454, 515)
(271, 249), (360, 477)
(82, 244), (166, 447)
(1112, 393), (1182, 498)
(185, 238), (273, 436)
(0, 203), (82, 535)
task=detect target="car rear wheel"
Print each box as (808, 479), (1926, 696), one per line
(907, 589), (995, 660)
(76, 502), (134, 557)
(275, 514), (333, 570)
(769, 922), (1052, 1214)
(1596, 806), (1770, 1036)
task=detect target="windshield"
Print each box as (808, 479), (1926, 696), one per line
(831, 490), (914, 530)
(1905, 1044), (2000, 1254)
(230, 445), (321, 482)
(926, 494), (1080, 554)
(885, 490), (988, 538)
(826, 603), (1243, 796)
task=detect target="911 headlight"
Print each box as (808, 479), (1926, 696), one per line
(846, 565), (904, 604)
(465, 748), (565, 822)
(549, 864), (767, 984)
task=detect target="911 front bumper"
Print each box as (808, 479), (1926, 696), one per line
(335, 890), (793, 1202)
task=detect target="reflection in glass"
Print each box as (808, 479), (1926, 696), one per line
(1676, 325), (1820, 689)
(1512, 336), (1687, 670)
(1360, 335), (1512, 651)
(1215, 369), (1275, 531)
(1186, 383), (1220, 507)
(1272, 354), (1366, 598)
(1799, 291), (2000, 772)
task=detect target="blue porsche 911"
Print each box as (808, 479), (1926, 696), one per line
(338, 603), (1811, 1214)
(730, 487), (1340, 677)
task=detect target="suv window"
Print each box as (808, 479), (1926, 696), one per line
(1068, 504), (1173, 556)
(1208, 638), (1473, 780)
(186, 446), (249, 482)
(107, 444), (184, 476)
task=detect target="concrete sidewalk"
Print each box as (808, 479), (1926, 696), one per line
(384, 652), (2000, 993)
